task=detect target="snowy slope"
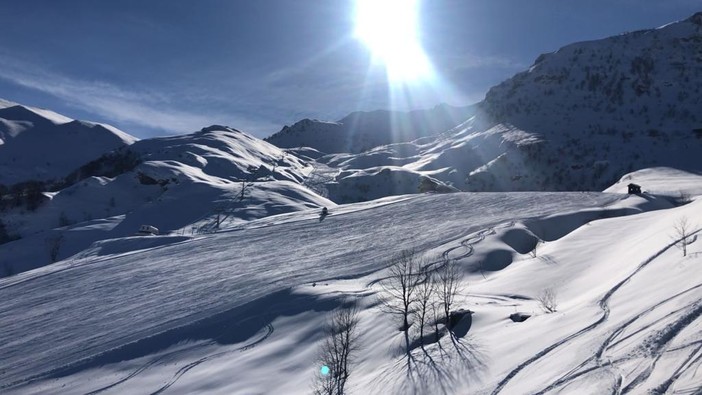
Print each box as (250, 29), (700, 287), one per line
(266, 104), (475, 154)
(276, 13), (702, 201)
(0, 102), (136, 185)
(472, 12), (702, 191)
(0, 167), (699, 394)
(0, 125), (333, 276)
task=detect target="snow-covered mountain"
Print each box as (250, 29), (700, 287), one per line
(265, 103), (475, 154)
(2, 13), (702, 395)
(0, 100), (136, 185)
(472, 11), (702, 191)
(0, 121), (333, 276)
(3, 13), (702, 272)
(269, 13), (702, 202)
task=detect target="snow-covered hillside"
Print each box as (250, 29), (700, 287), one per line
(0, 100), (136, 185)
(0, 168), (699, 394)
(267, 13), (702, 202)
(265, 104), (474, 154)
(0, 124), (333, 276)
(471, 12), (702, 191)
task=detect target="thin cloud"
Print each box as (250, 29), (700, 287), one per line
(446, 52), (527, 71)
(0, 55), (276, 137)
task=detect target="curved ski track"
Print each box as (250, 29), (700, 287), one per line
(491, 229), (702, 395)
(86, 322), (274, 394)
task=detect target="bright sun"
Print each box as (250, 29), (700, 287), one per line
(354, 0), (431, 82)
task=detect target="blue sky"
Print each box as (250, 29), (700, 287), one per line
(0, 0), (699, 138)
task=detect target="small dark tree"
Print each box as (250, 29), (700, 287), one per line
(313, 306), (361, 395)
(46, 235), (64, 263)
(0, 220), (19, 245)
(0, 184), (8, 211)
(237, 165), (259, 201)
(0, 220), (10, 244)
(304, 163), (336, 198)
(529, 239), (542, 258)
(24, 181), (44, 211)
(436, 258), (463, 333)
(673, 216), (695, 257)
(379, 249), (423, 353)
(58, 211), (72, 227)
(0, 262), (14, 277)
(537, 288), (558, 313)
(414, 271), (435, 348)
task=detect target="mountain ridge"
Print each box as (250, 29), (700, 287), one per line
(265, 103), (475, 154)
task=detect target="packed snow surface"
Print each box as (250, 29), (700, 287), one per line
(3, 180), (701, 394)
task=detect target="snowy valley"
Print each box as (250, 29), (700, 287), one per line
(0, 11), (701, 395)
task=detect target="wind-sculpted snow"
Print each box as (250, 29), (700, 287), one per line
(0, 192), (622, 389)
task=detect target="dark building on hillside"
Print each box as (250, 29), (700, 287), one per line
(628, 183), (642, 194)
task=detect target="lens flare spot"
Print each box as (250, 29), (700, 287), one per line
(354, 0), (431, 82)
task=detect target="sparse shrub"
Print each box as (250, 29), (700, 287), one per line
(529, 239), (542, 258)
(0, 220), (19, 245)
(414, 270), (435, 347)
(46, 235), (64, 263)
(0, 262), (14, 277)
(673, 216), (695, 257)
(312, 306), (361, 395)
(58, 211), (72, 227)
(379, 249), (423, 352)
(436, 258), (463, 332)
(674, 191), (692, 206)
(537, 288), (558, 313)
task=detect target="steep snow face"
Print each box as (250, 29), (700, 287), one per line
(266, 104), (475, 154)
(472, 13), (702, 190)
(0, 103), (137, 185)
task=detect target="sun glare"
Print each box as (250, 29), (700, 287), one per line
(354, 0), (431, 82)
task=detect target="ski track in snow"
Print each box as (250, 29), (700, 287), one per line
(492, 229), (702, 395)
(534, 285), (702, 394)
(365, 219), (515, 288)
(86, 323), (274, 395)
(0, 192), (636, 392)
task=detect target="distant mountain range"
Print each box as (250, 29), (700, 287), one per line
(265, 103), (475, 154)
(266, 12), (702, 198)
(0, 99), (136, 185)
(2, 12), (702, 276)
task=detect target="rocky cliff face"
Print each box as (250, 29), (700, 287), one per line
(465, 12), (702, 191)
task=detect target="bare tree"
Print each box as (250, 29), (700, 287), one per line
(675, 190), (692, 206)
(537, 288), (558, 313)
(46, 235), (64, 263)
(414, 271), (435, 348)
(436, 258), (463, 333)
(237, 165), (259, 202)
(379, 249), (423, 353)
(213, 203), (229, 230)
(673, 216), (695, 257)
(430, 298), (442, 344)
(304, 162), (336, 198)
(529, 239), (542, 258)
(313, 306), (361, 395)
